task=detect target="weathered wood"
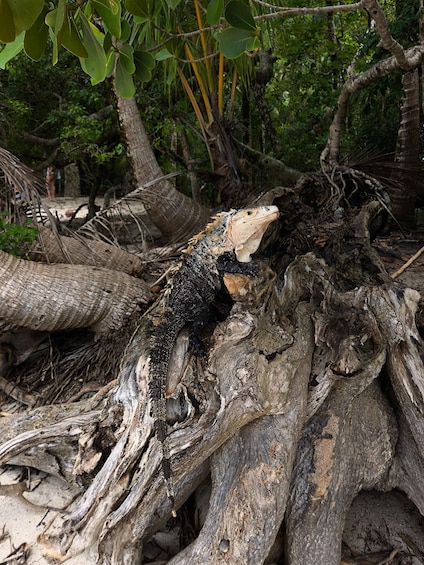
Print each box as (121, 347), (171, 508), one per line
(169, 311), (312, 565)
(0, 249), (152, 335)
(287, 381), (397, 565)
(1, 169), (424, 564)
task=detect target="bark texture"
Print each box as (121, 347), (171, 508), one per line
(0, 249), (152, 335)
(31, 226), (144, 274)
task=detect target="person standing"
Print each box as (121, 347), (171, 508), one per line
(46, 165), (56, 198)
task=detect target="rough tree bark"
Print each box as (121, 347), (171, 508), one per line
(30, 225), (145, 274)
(392, 69), (421, 227)
(0, 167), (423, 564)
(0, 249), (151, 335)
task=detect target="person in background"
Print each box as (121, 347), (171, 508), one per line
(46, 165), (56, 198)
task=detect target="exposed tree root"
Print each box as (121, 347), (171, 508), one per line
(0, 169), (423, 564)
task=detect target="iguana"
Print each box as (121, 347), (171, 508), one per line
(148, 205), (279, 516)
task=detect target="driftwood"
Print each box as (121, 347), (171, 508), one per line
(0, 168), (424, 564)
(30, 225), (145, 275)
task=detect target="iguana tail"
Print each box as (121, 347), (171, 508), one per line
(149, 318), (184, 517)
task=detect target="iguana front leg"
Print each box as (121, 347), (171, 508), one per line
(189, 254), (259, 360)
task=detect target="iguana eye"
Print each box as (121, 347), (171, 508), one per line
(247, 210), (252, 215)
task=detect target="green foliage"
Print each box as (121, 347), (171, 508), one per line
(225, 1), (256, 30)
(219, 27), (259, 59)
(262, 5), (361, 169)
(0, 33), (25, 69)
(341, 0), (419, 159)
(0, 0), (421, 194)
(79, 12), (107, 84)
(24, 7), (49, 61)
(206, 0), (224, 25)
(0, 213), (38, 258)
(0, 47), (123, 194)
(92, 0), (122, 39)
(343, 74), (402, 158)
(0, 0), (44, 43)
(0, 0), (262, 96)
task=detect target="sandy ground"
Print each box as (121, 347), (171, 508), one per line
(0, 467), (97, 564)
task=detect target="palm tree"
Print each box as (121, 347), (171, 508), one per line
(114, 91), (210, 241)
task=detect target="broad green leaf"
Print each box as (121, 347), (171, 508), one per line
(90, 22), (106, 43)
(45, 9), (56, 29)
(0, 0), (16, 42)
(115, 56), (136, 97)
(134, 50), (155, 82)
(0, 33), (23, 68)
(79, 12), (107, 84)
(155, 48), (173, 61)
(125, 0), (152, 19)
(7, 0), (44, 36)
(219, 27), (254, 58)
(121, 20), (131, 42)
(55, 0), (66, 34)
(45, 0), (66, 35)
(59, 13), (87, 58)
(103, 31), (112, 54)
(92, 0), (121, 38)
(206, 0), (223, 25)
(44, 6), (65, 35)
(133, 15), (149, 24)
(119, 43), (135, 73)
(225, 1), (256, 31)
(96, 0), (119, 15)
(24, 6), (48, 60)
(246, 35), (259, 51)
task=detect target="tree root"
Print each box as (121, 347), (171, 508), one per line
(1, 171), (424, 564)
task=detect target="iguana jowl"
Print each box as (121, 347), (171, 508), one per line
(148, 206), (279, 515)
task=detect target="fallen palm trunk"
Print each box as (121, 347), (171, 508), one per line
(31, 226), (145, 275)
(0, 249), (152, 336)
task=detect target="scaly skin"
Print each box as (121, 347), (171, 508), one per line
(148, 206), (279, 515)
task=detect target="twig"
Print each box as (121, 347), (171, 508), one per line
(391, 244), (424, 279)
(0, 542), (30, 564)
(376, 547), (399, 564)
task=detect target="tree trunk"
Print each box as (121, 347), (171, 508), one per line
(0, 249), (151, 336)
(114, 92), (210, 241)
(391, 69), (421, 228)
(31, 226), (144, 274)
(0, 169), (424, 564)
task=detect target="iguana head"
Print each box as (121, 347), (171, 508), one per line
(185, 205), (279, 261)
(226, 205), (279, 262)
